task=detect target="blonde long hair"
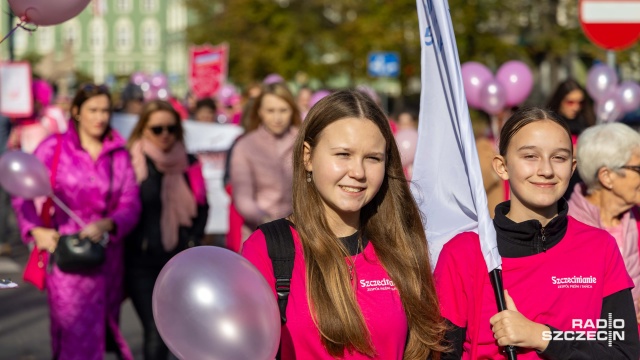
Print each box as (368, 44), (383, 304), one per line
(291, 90), (446, 359)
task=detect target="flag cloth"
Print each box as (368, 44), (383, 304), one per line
(412, 0), (501, 273)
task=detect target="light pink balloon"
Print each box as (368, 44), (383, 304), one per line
(479, 79), (507, 115)
(595, 91), (624, 123)
(616, 81), (640, 113)
(9, 0), (92, 26)
(153, 247), (280, 360)
(496, 61), (534, 107)
(586, 64), (618, 103)
(0, 151), (51, 199)
(395, 129), (418, 167)
(461, 62), (493, 109)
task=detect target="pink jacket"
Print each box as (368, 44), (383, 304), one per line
(229, 125), (297, 230)
(12, 123), (141, 360)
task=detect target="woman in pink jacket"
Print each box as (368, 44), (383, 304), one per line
(12, 84), (141, 360)
(229, 82), (301, 240)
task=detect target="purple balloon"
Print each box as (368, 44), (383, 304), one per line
(8, 0), (91, 26)
(0, 151), (51, 199)
(263, 74), (285, 85)
(496, 61), (534, 107)
(586, 64), (618, 102)
(616, 81), (640, 113)
(479, 79), (507, 115)
(309, 90), (331, 109)
(153, 247), (280, 360)
(461, 62), (493, 109)
(395, 129), (418, 167)
(131, 72), (147, 86)
(595, 91), (624, 123)
(150, 73), (168, 89)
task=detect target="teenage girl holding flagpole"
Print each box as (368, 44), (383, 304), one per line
(435, 107), (639, 359)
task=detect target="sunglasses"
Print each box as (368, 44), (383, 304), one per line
(148, 125), (179, 136)
(562, 99), (584, 106)
(621, 165), (640, 175)
(81, 83), (109, 93)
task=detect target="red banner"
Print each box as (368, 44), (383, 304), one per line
(189, 43), (228, 99)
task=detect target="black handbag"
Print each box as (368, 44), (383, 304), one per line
(54, 154), (113, 273)
(54, 234), (106, 272)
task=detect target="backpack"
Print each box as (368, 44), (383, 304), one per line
(258, 218), (295, 324)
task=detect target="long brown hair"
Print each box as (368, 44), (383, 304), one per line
(127, 100), (185, 149)
(291, 90), (446, 359)
(246, 82), (302, 132)
(499, 106), (571, 156)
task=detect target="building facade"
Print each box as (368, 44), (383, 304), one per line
(5, 0), (191, 95)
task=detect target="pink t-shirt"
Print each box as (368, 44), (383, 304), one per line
(434, 216), (634, 359)
(242, 227), (408, 359)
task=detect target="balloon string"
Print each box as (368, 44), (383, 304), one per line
(51, 195), (87, 229)
(0, 18), (36, 46)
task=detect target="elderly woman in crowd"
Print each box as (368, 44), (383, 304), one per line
(567, 122), (640, 322)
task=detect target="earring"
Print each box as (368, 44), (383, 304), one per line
(306, 172), (312, 183)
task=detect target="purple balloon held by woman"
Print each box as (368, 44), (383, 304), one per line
(0, 151), (51, 199)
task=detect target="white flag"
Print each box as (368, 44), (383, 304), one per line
(412, 0), (501, 272)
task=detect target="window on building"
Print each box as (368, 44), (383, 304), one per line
(89, 19), (107, 52)
(37, 27), (54, 54)
(63, 20), (82, 50)
(115, 20), (134, 51)
(141, 20), (160, 51)
(142, 0), (158, 13)
(116, 0), (132, 13)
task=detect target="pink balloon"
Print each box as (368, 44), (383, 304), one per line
(263, 74), (285, 85)
(153, 247), (280, 360)
(395, 129), (418, 167)
(309, 90), (331, 109)
(479, 79), (507, 115)
(496, 61), (534, 107)
(150, 73), (168, 89)
(616, 81), (640, 113)
(461, 62), (493, 109)
(0, 151), (51, 199)
(586, 64), (618, 102)
(595, 91), (624, 123)
(130, 72), (148, 86)
(8, 0), (91, 26)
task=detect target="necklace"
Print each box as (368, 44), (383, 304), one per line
(348, 236), (363, 281)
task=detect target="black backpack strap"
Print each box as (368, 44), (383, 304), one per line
(258, 218), (295, 324)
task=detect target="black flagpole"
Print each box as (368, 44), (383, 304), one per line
(490, 268), (517, 360)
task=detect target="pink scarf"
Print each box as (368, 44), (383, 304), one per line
(130, 139), (197, 252)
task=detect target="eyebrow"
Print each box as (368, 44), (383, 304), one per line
(330, 147), (385, 156)
(517, 145), (571, 153)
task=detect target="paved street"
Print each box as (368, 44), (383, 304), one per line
(0, 236), (144, 360)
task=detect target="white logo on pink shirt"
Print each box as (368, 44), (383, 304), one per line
(359, 278), (396, 292)
(551, 275), (597, 289)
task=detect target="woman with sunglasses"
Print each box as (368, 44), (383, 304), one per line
(567, 123), (640, 331)
(229, 82), (302, 241)
(12, 83), (141, 359)
(125, 100), (209, 359)
(546, 79), (596, 200)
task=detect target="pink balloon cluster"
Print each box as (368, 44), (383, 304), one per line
(8, 0), (91, 26)
(461, 61), (534, 115)
(130, 72), (170, 101)
(586, 64), (640, 123)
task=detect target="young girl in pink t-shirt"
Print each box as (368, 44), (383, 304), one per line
(242, 90), (446, 359)
(435, 107), (638, 359)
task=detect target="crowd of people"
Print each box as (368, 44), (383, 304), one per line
(1, 74), (640, 360)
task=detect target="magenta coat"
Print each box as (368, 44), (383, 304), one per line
(12, 124), (141, 360)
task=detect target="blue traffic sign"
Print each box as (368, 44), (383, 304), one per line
(368, 52), (400, 78)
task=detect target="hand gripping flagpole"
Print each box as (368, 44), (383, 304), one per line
(414, 0), (515, 358)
